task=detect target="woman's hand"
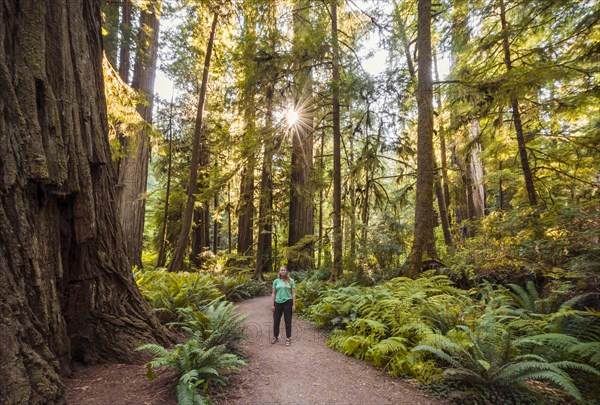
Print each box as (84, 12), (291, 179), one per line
(292, 303), (296, 312)
(271, 304), (275, 312)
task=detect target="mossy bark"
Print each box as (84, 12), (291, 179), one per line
(0, 1), (170, 404)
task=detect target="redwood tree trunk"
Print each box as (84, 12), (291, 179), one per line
(408, 0), (438, 276)
(0, 2), (170, 403)
(117, 0), (161, 268)
(288, 0), (315, 272)
(237, 158), (255, 257)
(330, 0), (343, 280)
(288, 112), (315, 271)
(157, 102), (174, 267)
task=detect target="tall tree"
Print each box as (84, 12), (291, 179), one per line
(408, 0), (438, 275)
(0, 1), (169, 403)
(288, 0), (315, 272)
(237, 149), (255, 257)
(498, 0), (537, 206)
(117, 0), (162, 268)
(119, 0), (133, 82)
(330, 0), (343, 280)
(168, 10), (219, 272)
(433, 55), (452, 247)
(157, 101), (175, 267)
(255, 85), (277, 279)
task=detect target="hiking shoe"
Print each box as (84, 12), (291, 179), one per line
(285, 338), (291, 346)
(270, 337), (278, 344)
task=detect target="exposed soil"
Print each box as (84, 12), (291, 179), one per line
(65, 295), (448, 404)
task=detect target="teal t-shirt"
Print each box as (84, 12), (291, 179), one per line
(272, 278), (296, 304)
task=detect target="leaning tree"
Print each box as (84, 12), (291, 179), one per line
(0, 1), (170, 403)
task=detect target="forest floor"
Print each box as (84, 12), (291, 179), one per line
(65, 295), (448, 405)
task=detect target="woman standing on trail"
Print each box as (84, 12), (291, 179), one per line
(271, 266), (296, 346)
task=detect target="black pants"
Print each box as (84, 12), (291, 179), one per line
(273, 299), (293, 339)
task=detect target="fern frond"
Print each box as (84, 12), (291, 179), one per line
(412, 345), (463, 369)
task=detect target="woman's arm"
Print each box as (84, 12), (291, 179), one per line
(292, 288), (296, 312)
(271, 288), (276, 312)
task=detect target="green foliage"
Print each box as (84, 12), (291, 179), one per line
(209, 273), (269, 302)
(135, 270), (223, 324)
(301, 270), (600, 402)
(137, 334), (245, 405)
(446, 203), (600, 288)
(196, 300), (248, 354)
(305, 274), (470, 381)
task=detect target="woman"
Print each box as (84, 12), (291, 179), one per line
(271, 266), (296, 346)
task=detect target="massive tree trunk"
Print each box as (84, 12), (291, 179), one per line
(0, 1), (170, 403)
(117, 0), (161, 268)
(408, 0), (438, 276)
(288, 0), (315, 272)
(168, 11), (218, 272)
(288, 105), (315, 271)
(330, 0), (343, 280)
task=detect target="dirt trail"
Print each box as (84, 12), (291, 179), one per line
(215, 295), (446, 405)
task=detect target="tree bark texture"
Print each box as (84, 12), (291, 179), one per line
(255, 86), (276, 280)
(237, 158), (255, 257)
(157, 103), (174, 267)
(0, 2), (170, 403)
(168, 11), (218, 272)
(117, 1), (161, 269)
(288, 0), (315, 272)
(409, 0), (438, 276)
(468, 121), (485, 217)
(330, 0), (343, 280)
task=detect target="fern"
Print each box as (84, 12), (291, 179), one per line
(137, 334), (246, 404)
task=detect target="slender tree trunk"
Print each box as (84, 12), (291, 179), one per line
(213, 190), (219, 254)
(433, 54), (452, 246)
(0, 2), (170, 403)
(117, 0), (161, 268)
(168, 11), (218, 272)
(102, 0), (120, 66)
(157, 101), (174, 267)
(408, 0), (438, 276)
(256, 87), (276, 280)
(190, 115), (211, 266)
(330, 0), (343, 280)
(118, 0), (132, 82)
(499, 0), (537, 206)
(318, 129), (325, 268)
(349, 138), (357, 262)
(498, 161), (506, 210)
(227, 182), (232, 253)
(237, 157), (255, 257)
